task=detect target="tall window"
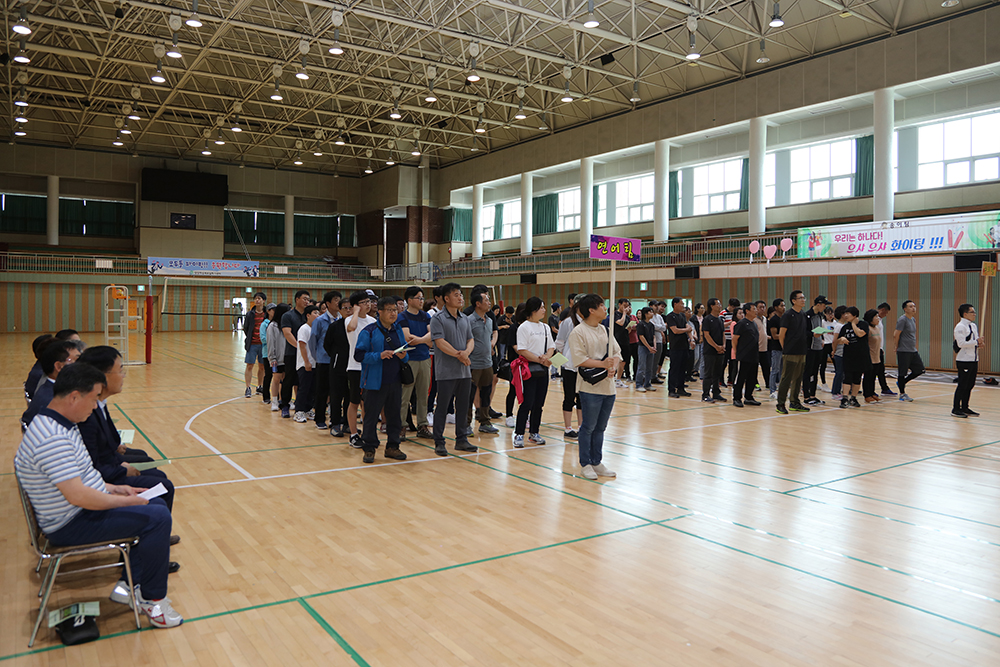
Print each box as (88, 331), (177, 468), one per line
(558, 189), (580, 231)
(692, 157), (743, 215)
(596, 183), (607, 227)
(615, 174), (653, 224)
(764, 153), (776, 208)
(502, 202), (521, 238)
(789, 139), (854, 204)
(917, 111), (1000, 189)
(482, 204), (496, 241)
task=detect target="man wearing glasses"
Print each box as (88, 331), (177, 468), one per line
(776, 290), (811, 414)
(952, 303), (984, 418)
(355, 297), (410, 463)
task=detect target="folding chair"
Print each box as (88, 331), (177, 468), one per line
(16, 477), (142, 647)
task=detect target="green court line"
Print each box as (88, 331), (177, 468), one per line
(113, 404), (167, 459)
(297, 599), (371, 667)
(157, 349), (244, 382)
(784, 438), (1000, 493)
(953, 453), (1000, 464)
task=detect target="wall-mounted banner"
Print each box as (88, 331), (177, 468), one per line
(590, 234), (642, 262)
(798, 211), (1000, 259)
(147, 257), (260, 277)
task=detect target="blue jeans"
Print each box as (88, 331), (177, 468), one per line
(47, 499), (172, 599)
(578, 392), (615, 467)
(636, 346), (655, 388)
(831, 355), (844, 395)
(769, 350), (783, 392)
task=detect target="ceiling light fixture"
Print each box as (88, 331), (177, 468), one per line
(294, 156), (304, 166)
(756, 39), (770, 63)
(769, 2), (784, 27)
(328, 28), (344, 55)
(14, 87), (28, 108)
(561, 84), (573, 103)
(467, 42), (481, 82)
(14, 112), (28, 123)
(686, 22), (701, 60)
(120, 121), (131, 135)
(314, 149), (323, 157)
(127, 108), (141, 121)
(411, 141), (421, 156)
(514, 101), (527, 120)
(114, 2), (125, 19)
(215, 129), (225, 145)
(539, 112), (548, 131)
(166, 35), (182, 59)
(364, 162), (373, 174)
(475, 115), (486, 133)
(296, 56), (309, 80)
(151, 61), (166, 83)
(941, 0), (959, 6)
(270, 80), (282, 101)
(583, 0), (599, 28)
(201, 141), (211, 156)
(112, 134), (124, 146)
(425, 84), (437, 103)
(185, 0), (203, 28)
(389, 105), (402, 120)
(13, 39), (30, 64)
(14, 129), (27, 137)
(231, 115), (242, 132)
(335, 133), (346, 146)
(629, 81), (641, 103)
(12, 6), (31, 35)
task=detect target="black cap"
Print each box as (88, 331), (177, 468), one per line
(814, 295), (831, 305)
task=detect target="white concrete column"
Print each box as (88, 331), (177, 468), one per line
(46, 175), (59, 246)
(472, 183), (484, 259)
(748, 117), (766, 235)
(520, 172), (533, 255)
(653, 140), (670, 242)
(284, 194), (294, 256)
(580, 156), (594, 250)
(873, 87), (895, 223)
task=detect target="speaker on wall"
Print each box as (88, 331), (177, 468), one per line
(520, 273), (537, 284)
(141, 168), (229, 206)
(954, 252), (996, 272)
(675, 266), (700, 279)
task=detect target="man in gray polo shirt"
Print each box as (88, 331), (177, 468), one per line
(468, 291), (500, 435)
(893, 299), (924, 401)
(430, 283), (478, 456)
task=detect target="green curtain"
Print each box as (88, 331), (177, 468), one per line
(58, 199), (134, 238)
(257, 212), (285, 247)
(227, 210), (256, 244)
(668, 171), (679, 219)
(738, 158), (750, 210)
(339, 215), (356, 247)
(293, 214), (338, 248)
(854, 135), (875, 197)
(447, 208), (472, 242)
(493, 203), (504, 240)
(593, 185), (601, 228)
(532, 194), (558, 234)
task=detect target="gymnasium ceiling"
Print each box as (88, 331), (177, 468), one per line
(1, 0), (990, 176)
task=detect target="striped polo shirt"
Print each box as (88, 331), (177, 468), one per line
(14, 407), (107, 534)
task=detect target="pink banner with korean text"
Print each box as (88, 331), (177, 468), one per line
(589, 234), (641, 262)
(798, 211), (1000, 259)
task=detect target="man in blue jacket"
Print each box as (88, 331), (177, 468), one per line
(355, 296), (410, 464)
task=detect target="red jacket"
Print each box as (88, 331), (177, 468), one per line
(509, 357), (531, 404)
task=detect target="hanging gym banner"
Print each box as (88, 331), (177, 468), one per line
(798, 210), (1000, 259)
(147, 256), (260, 277)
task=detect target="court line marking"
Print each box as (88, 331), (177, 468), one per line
(297, 599), (371, 667)
(183, 397), (256, 479)
(113, 405), (167, 459)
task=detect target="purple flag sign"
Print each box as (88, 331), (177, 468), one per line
(590, 234), (641, 262)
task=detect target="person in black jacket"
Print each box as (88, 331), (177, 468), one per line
(21, 340), (80, 426)
(242, 292), (268, 398)
(24, 334), (53, 402)
(324, 299), (353, 437)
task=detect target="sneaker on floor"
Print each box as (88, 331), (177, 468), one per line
(136, 588), (183, 629)
(637, 386), (647, 393)
(416, 426), (434, 439)
(379, 423), (387, 433)
(744, 398), (761, 406)
(769, 391), (777, 400)
(244, 387), (252, 398)
(701, 396), (715, 403)
(331, 424), (345, 437)
(789, 403), (810, 412)
(564, 429), (578, 439)
(951, 410), (968, 418)
(280, 408), (290, 419)
(446, 414), (456, 424)
(840, 398), (850, 409)
(712, 396), (727, 403)
(849, 397), (861, 408)
(479, 423), (500, 434)
(732, 399), (744, 408)
(881, 389), (897, 396)
(306, 409), (315, 420)
(668, 392), (680, 398)
(255, 386), (263, 395)
(293, 411), (307, 423)
(384, 447), (406, 460)
(964, 408), (980, 416)
(464, 426), (474, 436)
(362, 450), (376, 463)
(580, 465), (598, 480)
(349, 433), (363, 449)
(109, 580), (132, 605)
(648, 386), (658, 392)
(775, 404), (788, 415)
(489, 409), (503, 419)
(899, 393), (913, 402)
(316, 422), (328, 430)
(592, 463), (616, 478)
(831, 394), (843, 400)
(455, 442), (478, 453)
(262, 397), (270, 405)
(505, 416), (516, 428)
(426, 412), (435, 426)
(434, 444), (448, 456)
(820, 384), (830, 393)
(270, 399), (280, 412)
(678, 391), (692, 397)
(528, 433), (546, 445)
(513, 434), (524, 448)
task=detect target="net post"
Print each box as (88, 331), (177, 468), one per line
(145, 273), (153, 364)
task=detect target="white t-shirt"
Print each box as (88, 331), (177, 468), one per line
(516, 320), (554, 358)
(346, 314), (376, 372)
(296, 323), (316, 370)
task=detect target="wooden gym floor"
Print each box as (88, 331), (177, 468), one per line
(1, 331), (999, 665)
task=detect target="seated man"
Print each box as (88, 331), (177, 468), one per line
(22, 340), (81, 426)
(14, 364), (183, 628)
(25, 334), (54, 402)
(77, 347), (179, 526)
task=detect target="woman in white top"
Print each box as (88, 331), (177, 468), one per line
(555, 297), (583, 439)
(953, 303), (983, 417)
(514, 296), (555, 447)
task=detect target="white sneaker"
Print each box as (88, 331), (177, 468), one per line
(505, 416), (516, 428)
(820, 384), (830, 393)
(136, 587), (183, 629)
(513, 434), (524, 448)
(592, 463), (617, 478)
(293, 411), (307, 423)
(426, 412), (434, 426)
(769, 391), (777, 400)
(647, 386), (657, 391)
(270, 399), (279, 412)
(637, 386), (647, 393)
(528, 433), (546, 445)
(581, 465), (598, 480)
(109, 580), (132, 605)
(446, 413), (456, 424)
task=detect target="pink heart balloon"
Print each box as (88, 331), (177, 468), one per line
(749, 240), (760, 254)
(780, 238), (793, 252)
(763, 245), (777, 259)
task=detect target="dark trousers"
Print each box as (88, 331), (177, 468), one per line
(434, 378), (471, 450)
(48, 499), (172, 600)
(120, 447), (154, 464)
(758, 351), (770, 391)
(733, 357), (757, 400)
(329, 370), (349, 427)
(724, 340), (737, 384)
(628, 342), (639, 379)
(280, 354), (298, 409)
(954, 360), (978, 411)
(296, 367), (314, 413)
(820, 343), (832, 385)
(122, 470), (175, 512)
(777, 354), (806, 406)
(803, 348), (823, 398)
(896, 351), (925, 393)
(702, 354), (724, 399)
(668, 345), (686, 392)
(863, 361), (883, 398)
(656, 342), (666, 376)
(313, 362), (331, 425)
(261, 363), (273, 402)
(877, 349), (891, 392)
(516, 373), (549, 435)
(506, 383), (517, 417)
(561, 368), (580, 412)
(361, 382), (402, 452)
